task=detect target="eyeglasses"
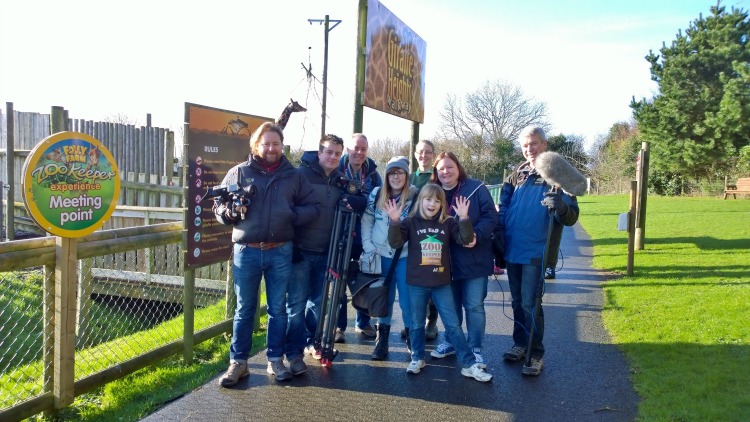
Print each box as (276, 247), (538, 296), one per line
(388, 171), (406, 178)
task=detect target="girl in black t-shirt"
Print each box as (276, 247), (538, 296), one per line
(385, 183), (492, 382)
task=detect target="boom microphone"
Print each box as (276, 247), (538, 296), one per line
(535, 151), (587, 196)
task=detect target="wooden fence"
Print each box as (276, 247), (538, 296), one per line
(0, 105), (177, 204)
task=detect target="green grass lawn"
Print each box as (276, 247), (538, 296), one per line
(577, 195), (750, 421)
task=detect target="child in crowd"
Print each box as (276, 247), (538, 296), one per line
(385, 183), (492, 382)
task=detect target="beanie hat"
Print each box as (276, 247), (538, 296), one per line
(385, 156), (410, 175)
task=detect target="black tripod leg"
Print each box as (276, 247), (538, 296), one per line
(318, 204), (356, 367)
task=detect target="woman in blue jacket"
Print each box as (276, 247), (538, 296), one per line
(429, 152), (497, 368)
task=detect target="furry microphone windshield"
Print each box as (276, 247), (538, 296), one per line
(535, 152), (587, 196)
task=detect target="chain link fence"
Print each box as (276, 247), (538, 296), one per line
(0, 268), (54, 411)
(0, 225), (236, 420)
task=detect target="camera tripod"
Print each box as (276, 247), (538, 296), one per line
(313, 200), (357, 367)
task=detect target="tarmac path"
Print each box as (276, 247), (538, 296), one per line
(142, 223), (639, 422)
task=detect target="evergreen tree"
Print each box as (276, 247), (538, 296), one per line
(630, 4), (750, 178)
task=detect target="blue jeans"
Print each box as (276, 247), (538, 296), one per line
(374, 256), (411, 328)
(451, 276), (488, 350)
(292, 251), (327, 347)
(408, 284), (474, 368)
(506, 263), (545, 358)
(230, 242), (301, 362)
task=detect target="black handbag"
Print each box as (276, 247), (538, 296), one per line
(347, 247), (403, 318)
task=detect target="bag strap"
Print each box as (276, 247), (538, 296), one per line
(384, 247), (403, 282)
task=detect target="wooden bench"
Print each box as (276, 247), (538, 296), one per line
(724, 176), (750, 199)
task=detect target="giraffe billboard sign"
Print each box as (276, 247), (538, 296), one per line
(363, 0), (426, 123)
(22, 132), (120, 238)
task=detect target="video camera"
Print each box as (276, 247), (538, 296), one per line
(335, 177), (363, 195)
(205, 183), (257, 219)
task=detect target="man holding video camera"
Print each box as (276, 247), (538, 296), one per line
(292, 134), (366, 360)
(214, 122), (319, 387)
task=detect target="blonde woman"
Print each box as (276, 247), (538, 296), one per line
(360, 156), (418, 360)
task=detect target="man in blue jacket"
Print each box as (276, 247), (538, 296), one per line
(292, 134), (366, 359)
(215, 122), (320, 387)
(335, 133), (383, 342)
(498, 125), (579, 376)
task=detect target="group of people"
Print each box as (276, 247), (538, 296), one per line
(212, 122), (579, 388)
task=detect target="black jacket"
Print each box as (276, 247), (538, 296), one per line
(214, 155), (320, 243)
(294, 151), (366, 254)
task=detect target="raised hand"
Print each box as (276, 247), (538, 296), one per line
(452, 195), (471, 220)
(383, 198), (403, 223)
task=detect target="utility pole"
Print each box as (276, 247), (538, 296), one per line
(308, 15), (341, 139)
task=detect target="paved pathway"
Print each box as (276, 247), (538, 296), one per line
(142, 223), (638, 422)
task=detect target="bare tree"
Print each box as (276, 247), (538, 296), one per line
(368, 137), (410, 170)
(439, 79), (549, 144)
(438, 79), (549, 183)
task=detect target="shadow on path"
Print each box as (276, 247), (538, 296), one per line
(142, 223), (639, 422)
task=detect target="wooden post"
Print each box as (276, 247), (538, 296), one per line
(627, 181), (637, 276)
(5, 102), (15, 240)
(352, 0), (367, 133)
(164, 130), (174, 180)
(635, 142), (650, 250)
(226, 262), (236, 321)
(183, 268), (195, 364)
(54, 237), (77, 408)
(42, 264), (55, 419)
(410, 122), (419, 172)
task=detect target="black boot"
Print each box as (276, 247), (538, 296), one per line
(372, 324), (390, 360)
(404, 327), (411, 354)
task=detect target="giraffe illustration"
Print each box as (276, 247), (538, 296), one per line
(276, 98), (307, 130)
(364, 14), (424, 122)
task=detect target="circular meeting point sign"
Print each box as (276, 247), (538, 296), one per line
(22, 131), (120, 238)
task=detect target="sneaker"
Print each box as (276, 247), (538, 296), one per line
(406, 359), (426, 374)
(544, 267), (555, 279)
(425, 321), (438, 341)
(266, 360), (292, 381)
(494, 265), (505, 275)
(218, 360), (249, 387)
(503, 345), (526, 362)
(304, 344), (322, 360)
(355, 324), (376, 337)
(522, 357), (544, 376)
(461, 363), (493, 382)
(430, 342), (456, 358)
(400, 328), (407, 338)
(288, 357), (308, 376)
(472, 348), (486, 369)
(334, 328), (346, 343)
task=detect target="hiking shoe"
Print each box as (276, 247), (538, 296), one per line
(522, 357), (543, 376)
(218, 360), (249, 387)
(305, 344), (322, 360)
(425, 321), (438, 341)
(472, 348), (486, 369)
(334, 328), (346, 343)
(545, 267), (555, 279)
(288, 357), (308, 376)
(355, 324), (376, 337)
(430, 342), (455, 358)
(461, 363), (492, 382)
(503, 345), (526, 362)
(266, 360), (292, 381)
(406, 359), (426, 374)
